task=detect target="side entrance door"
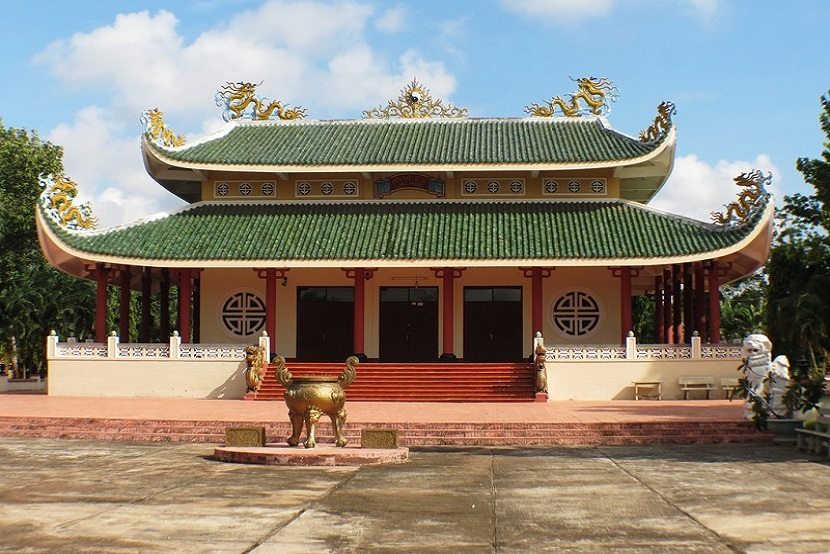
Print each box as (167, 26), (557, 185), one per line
(463, 287), (523, 362)
(296, 287), (354, 361)
(379, 287), (438, 362)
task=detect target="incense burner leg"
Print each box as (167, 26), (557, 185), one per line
(303, 406), (322, 449)
(287, 410), (304, 446)
(333, 408), (348, 447)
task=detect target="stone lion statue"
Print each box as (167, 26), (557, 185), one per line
(741, 333), (790, 419)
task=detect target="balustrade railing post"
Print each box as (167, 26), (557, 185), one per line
(170, 331), (181, 359)
(258, 331), (271, 363)
(46, 331), (59, 359)
(691, 331), (701, 359)
(625, 331), (637, 360)
(107, 331), (119, 358)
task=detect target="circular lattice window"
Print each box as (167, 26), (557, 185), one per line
(220, 292), (266, 337)
(551, 290), (601, 338)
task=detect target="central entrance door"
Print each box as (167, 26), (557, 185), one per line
(463, 287), (523, 362)
(379, 287), (438, 361)
(296, 287), (353, 361)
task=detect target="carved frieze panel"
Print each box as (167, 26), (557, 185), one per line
(542, 177), (607, 197)
(295, 179), (359, 198)
(214, 180), (276, 199)
(460, 178), (526, 197)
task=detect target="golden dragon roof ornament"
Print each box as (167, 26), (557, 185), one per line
(141, 108), (185, 148)
(215, 81), (307, 122)
(525, 76), (619, 117)
(639, 101), (676, 142)
(363, 78), (468, 119)
(711, 170), (772, 226)
(40, 175), (97, 230)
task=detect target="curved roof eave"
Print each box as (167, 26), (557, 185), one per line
(36, 197), (773, 278)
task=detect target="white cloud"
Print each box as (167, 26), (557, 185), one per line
(685, 0), (719, 24)
(34, 1), (455, 226)
(650, 154), (780, 223)
(376, 6), (406, 33)
(498, 0), (615, 24)
(46, 106), (185, 228)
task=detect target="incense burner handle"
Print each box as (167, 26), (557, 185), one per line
(338, 356), (358, 389)
(274, 355), (292, 387)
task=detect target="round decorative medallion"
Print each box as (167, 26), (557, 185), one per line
(216, 183), (229, 196)
(487, 181), (500, 194)
(510, 180), (523, 194)
(343, 181), (357, 195)
(321, 182), (333, 195)
(463, 180), (477, 194)
(591, 180), (604, 193)
(239, 182), (252, 196)
(221, 292), (266, 337)
(551, 291), (601, 337)
(297, 182), (310, 196)
(568, 180), (581, 193)
(261, 182), (275, 196)
(545, 180), (558, 194)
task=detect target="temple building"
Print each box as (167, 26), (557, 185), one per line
(36, 78), (773, 401)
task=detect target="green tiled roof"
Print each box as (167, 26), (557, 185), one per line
(46, 199), (764, 263)
(149, 118), (664, 167)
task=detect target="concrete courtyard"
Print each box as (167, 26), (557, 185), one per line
(0, 438), (828, 553)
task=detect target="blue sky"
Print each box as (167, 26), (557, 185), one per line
(1, 0), (828, 227)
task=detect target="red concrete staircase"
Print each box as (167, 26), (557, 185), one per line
(244, 361), (537, 402)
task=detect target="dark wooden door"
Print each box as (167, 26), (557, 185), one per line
(296, 287), (353, 361)
(379, 287), (438, 361)
(463, 287), (523, 362)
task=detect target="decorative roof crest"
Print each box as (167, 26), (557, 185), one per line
(363, 78), (468, 119)
(711, 170), (771, 226)
(525, 76), (618, 117)
(141, 108), (185, 148)
(40, 175), (97, 230)
(215, 81), (307, 122)
(639, 101), (676, 143)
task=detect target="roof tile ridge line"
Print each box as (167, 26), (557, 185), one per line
(203, 198), (623, 207)
(145, 119), (239, 152)
(623, 193), (773, 231)
(69, 202), (204, 236)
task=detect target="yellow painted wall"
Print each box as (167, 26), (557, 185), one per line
(198, 265), (624, 360)
(546, 359), (741, 401)
(48, 359), (247, 398)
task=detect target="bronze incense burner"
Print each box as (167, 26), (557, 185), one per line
(275, 355), (358, 448)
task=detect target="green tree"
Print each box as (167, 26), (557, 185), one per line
(0, 119), (96, 375)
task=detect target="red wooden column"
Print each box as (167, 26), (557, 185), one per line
(620, 267), (632, 344)
(254, 269), (288, 348)
(178, 269), (192, 344)
(663, 268), (673, 344)
(708, 260), (721, 343)
(672, 264), (683, 344)
(159, 268), (170, 340)
(343, 268), (376, 360)
(521, 267), (554, 337)
(431, 267), (466, 361)
(139, 267), (152, 343)
(94, 263), (109, 343)
(694, 263), (706, 340)
(655, 274), (664, 343)
(119, 266), (131, 342)
(682, 262), (693, 343)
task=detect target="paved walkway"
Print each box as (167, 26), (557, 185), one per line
(0, 437), (828, 553)
(0, 394), (747, 423)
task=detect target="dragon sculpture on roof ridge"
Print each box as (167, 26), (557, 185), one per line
(711, 170), (771, 226)
(41, 175), (97, 230)
(639, 101), (676, 142)
(525, 76), (619, 117)
(216, 81), (307, 122)
(141, 108), (185, 148)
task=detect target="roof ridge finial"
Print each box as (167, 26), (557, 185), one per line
(711, 170), (772, 226)
(215, 81), (307, 122)
(363, 78), (468, 119)
(639, 101), (676, 142)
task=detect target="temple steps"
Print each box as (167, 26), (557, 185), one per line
(244, 362), (538, 402)
(0, 418), (772, 446)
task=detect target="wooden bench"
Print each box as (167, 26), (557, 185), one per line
(720, 377), (740, 400)
(678, 376), (716, 400)
(795, 416), (830, 458)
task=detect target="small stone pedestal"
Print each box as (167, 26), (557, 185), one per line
(212, 444), (409, 466)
